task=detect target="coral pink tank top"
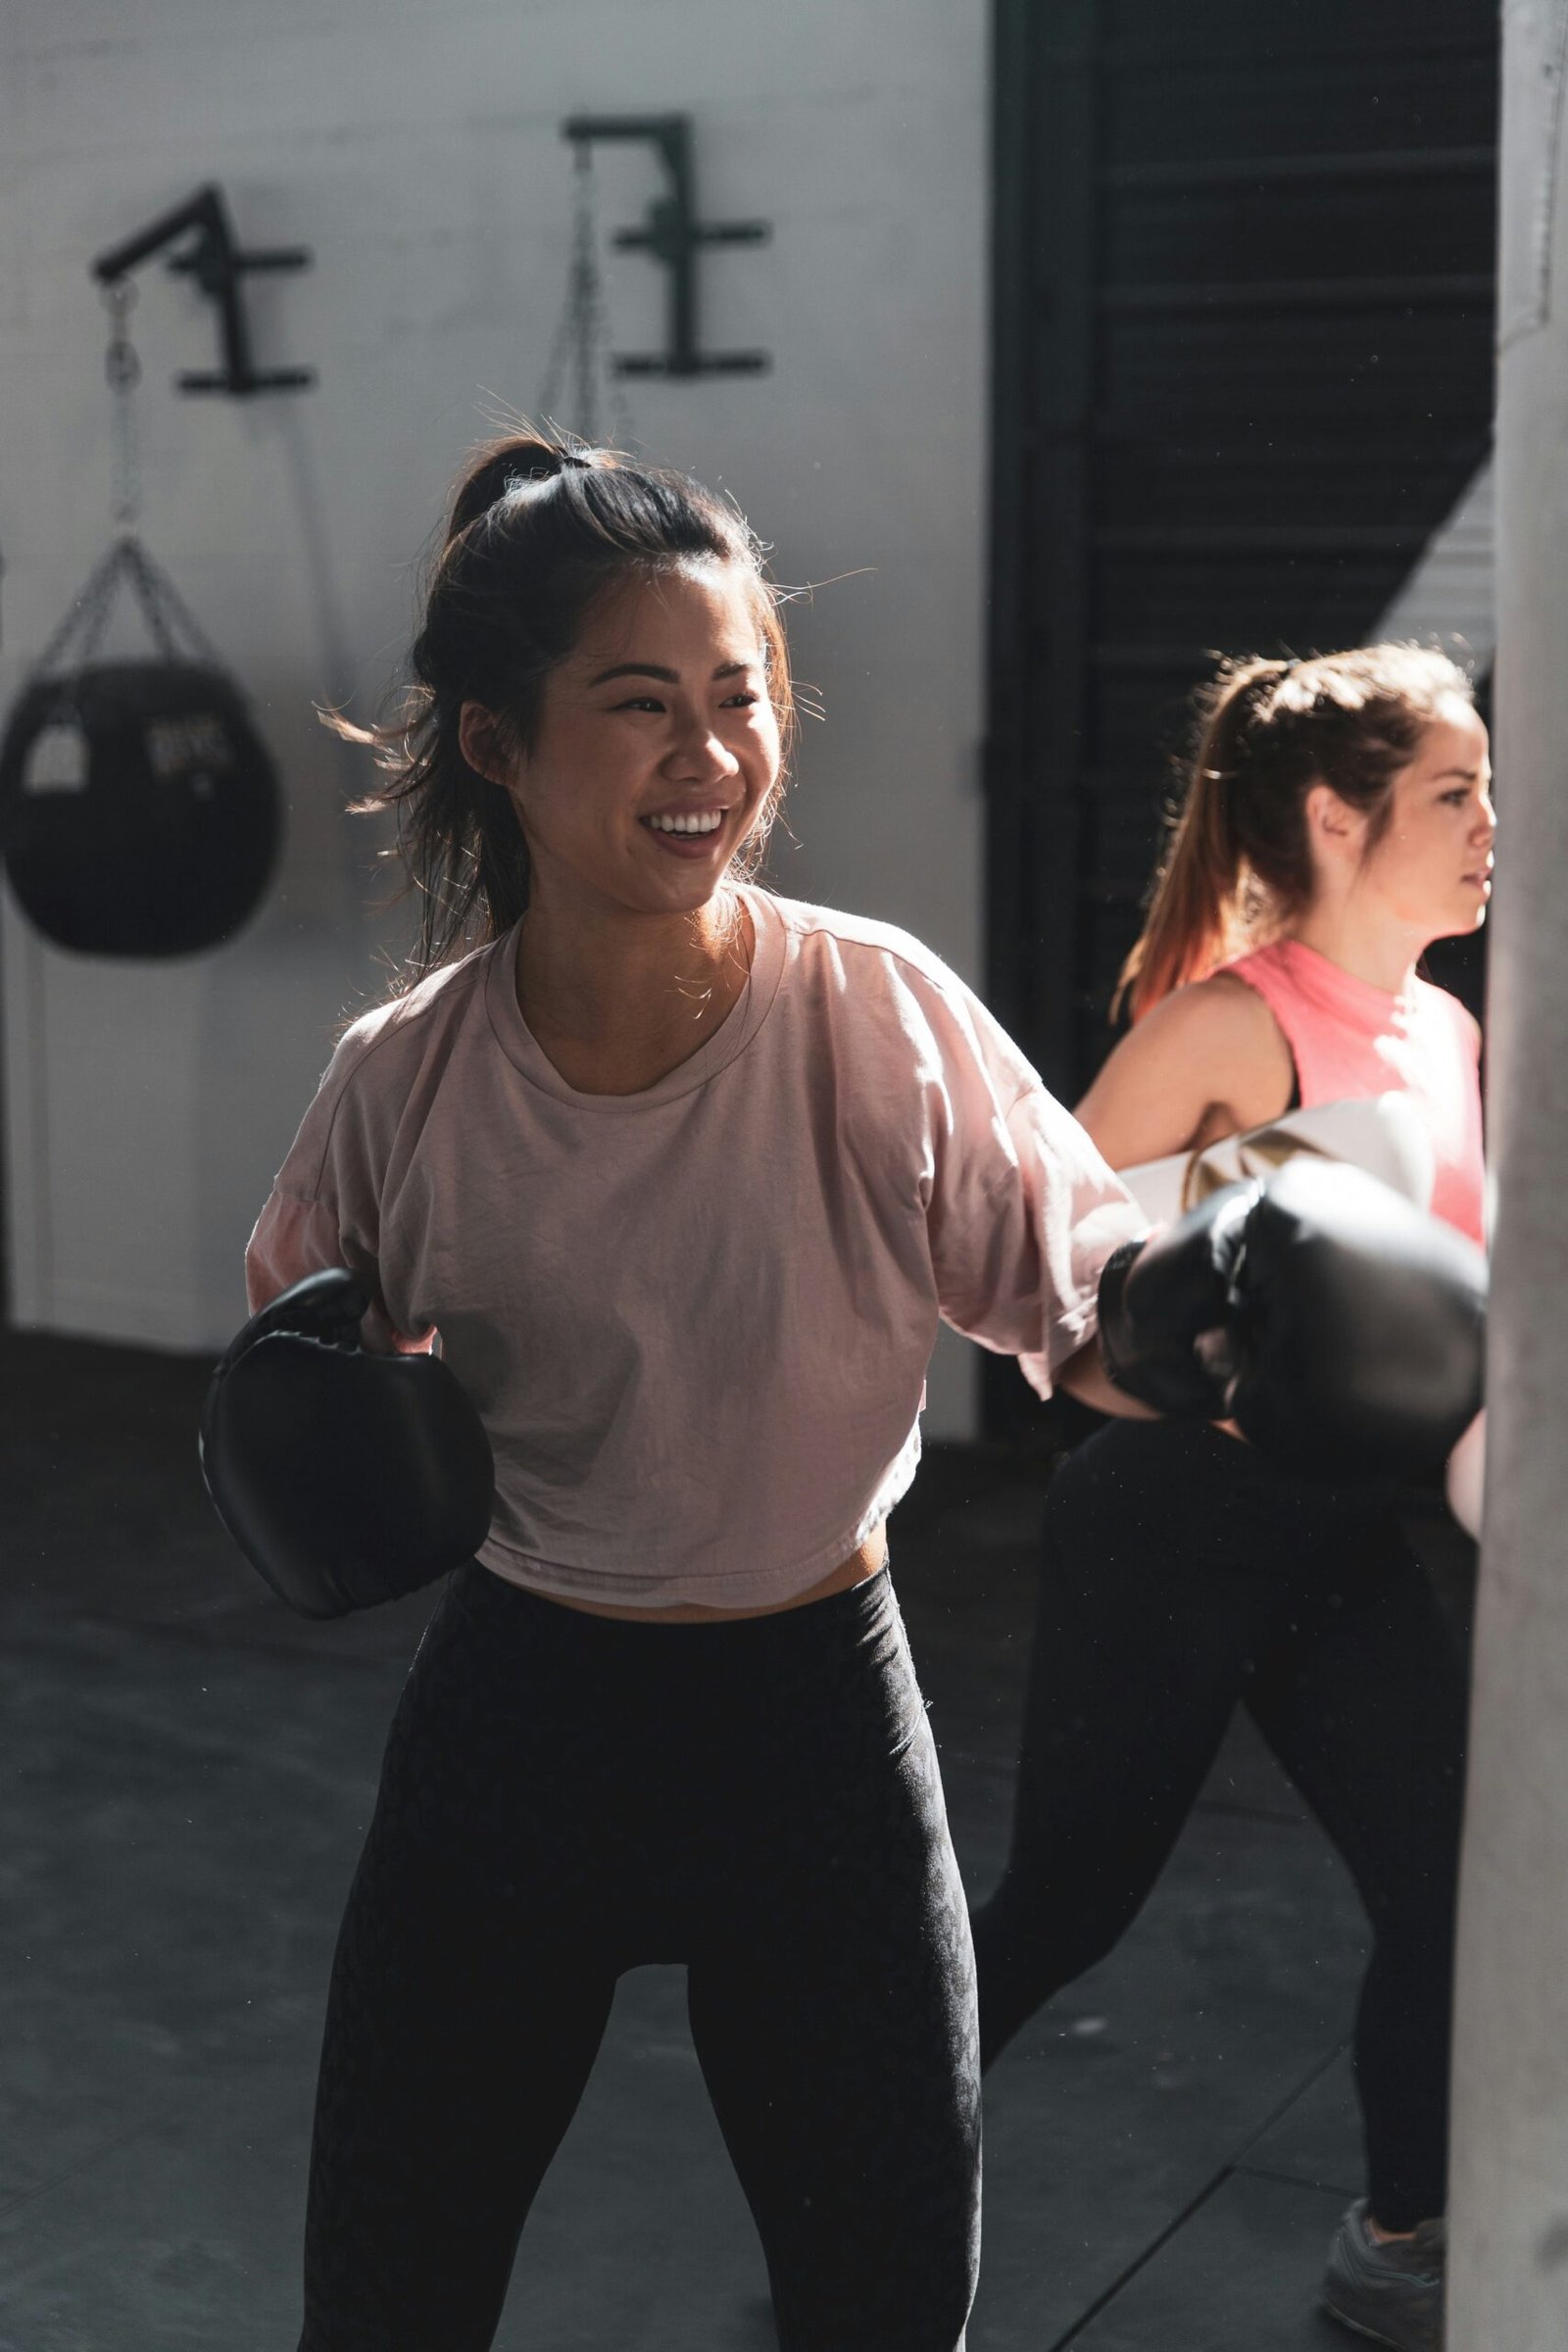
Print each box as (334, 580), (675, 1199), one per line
(1219, 940), (1487, 1248)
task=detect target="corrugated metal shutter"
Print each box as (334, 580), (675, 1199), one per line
(986, 0), (1498, 1101)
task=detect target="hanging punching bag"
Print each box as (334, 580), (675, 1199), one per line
(0, 539), (281, 958)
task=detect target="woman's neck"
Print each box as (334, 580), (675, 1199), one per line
(1285, 899), (1423, 997)
(514, 884), (753, 1095)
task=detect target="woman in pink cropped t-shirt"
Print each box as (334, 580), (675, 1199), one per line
(973, 646), (1493, 2351)
(248, 430), (1148, 2352)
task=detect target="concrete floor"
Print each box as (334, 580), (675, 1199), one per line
(0, 1327), (1449, 2351)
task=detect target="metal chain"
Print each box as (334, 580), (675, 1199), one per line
(102, 278), (142, 532)
(126, 536), (224, 668)
(570, 148), (625, 444)
(536, 143), (635, 450)
(33, 543), (126, 676)
(31, 535), (225, 681)
(20, 279), (231, 685)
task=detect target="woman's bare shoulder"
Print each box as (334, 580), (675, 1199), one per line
(1077, 970), (1294, 1162)
(1174, 967), (1286, 1037)
(1118, 969), (1282, 1060)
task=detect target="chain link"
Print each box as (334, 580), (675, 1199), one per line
(33, 532), (224, 680)
(536, 144), (635, 450)
(20, 280), (230, 681)
(101, 279), (142, 531)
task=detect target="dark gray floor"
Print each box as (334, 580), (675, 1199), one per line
(0, 1330), (1406, 2350)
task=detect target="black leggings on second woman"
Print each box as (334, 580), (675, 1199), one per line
(972, 1416), (1469, 2232)
(298, 1560), (980, 2352)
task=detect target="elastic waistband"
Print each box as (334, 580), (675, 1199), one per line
(454, 1556), (900, 1659)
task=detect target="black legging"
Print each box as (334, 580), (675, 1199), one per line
(972, 1416), (1468, 2232)
(298, 1560), (980, 2352)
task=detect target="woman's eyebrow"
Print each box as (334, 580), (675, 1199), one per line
(1430, 765), (1482, 782)
(587, 660), (753, 687)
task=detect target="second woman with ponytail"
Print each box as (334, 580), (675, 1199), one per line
(973, 645), (1493, 2352)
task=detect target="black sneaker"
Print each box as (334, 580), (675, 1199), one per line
(1322, 2199), (1445, 2351)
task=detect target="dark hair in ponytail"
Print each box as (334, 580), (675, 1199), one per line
(330, 425), (795, 979)
(1114, 642), (1475, 1021)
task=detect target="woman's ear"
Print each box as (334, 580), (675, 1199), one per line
(459, 701), (516, 790)
(1303, 779), (1367, 866)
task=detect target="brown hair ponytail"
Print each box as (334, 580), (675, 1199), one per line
(328, 423), (795, 982)
(1115, 658), (1290, 1020)
(1114, 642), (1475, 1024)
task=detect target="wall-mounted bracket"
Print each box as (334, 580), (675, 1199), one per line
(92, 184), (314, 397)
(562, 114), (770, 377)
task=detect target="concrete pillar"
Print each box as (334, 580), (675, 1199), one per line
(1448, 5), (1568, 2341)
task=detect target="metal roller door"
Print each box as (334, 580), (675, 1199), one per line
(986, 0), (1498, 1101)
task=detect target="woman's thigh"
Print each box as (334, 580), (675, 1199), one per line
(685, 1627), (980, 2352)
(1244, 1511), (1469, 1933)
(1004, 1422), (1296, 1884)
(301, 1848), (617, 2350)
(299, 1571), (626, 2351)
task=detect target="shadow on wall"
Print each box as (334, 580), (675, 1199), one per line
(0, 390), (416, 1356)
(190, 388), (419, 1339)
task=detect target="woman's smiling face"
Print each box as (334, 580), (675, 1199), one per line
(466, 562), (781, 923)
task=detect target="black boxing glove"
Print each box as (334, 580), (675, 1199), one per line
(1098, 1180), (1262, 1416)
(1224, 1158), (1487, 1482)
(199, 1268), (495, 1617)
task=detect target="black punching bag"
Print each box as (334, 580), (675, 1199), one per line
(0, 539), (281, 958)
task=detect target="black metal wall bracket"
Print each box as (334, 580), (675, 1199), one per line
(563, 114), (770, 377)
(92, 184), (314, 396)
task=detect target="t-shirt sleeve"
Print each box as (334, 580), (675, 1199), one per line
(243, 1034), (433, 1355)
(244, 1188), (423, 1353)
(921, 982), (1149, 1397)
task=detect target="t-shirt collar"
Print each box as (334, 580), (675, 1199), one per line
(483, 883), (787, 1107)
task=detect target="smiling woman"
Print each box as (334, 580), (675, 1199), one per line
(329, 433), (799, 1100)
(459, 561), (783, 1094)
(461, 563), (778, 901)
(331, 430), (794, 977)
(231, 423), (1150, 2350)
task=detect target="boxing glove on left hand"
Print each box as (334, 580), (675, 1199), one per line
(199, 1268), (495, 1617)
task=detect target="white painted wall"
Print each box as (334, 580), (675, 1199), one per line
(0, 0), (990, 1432)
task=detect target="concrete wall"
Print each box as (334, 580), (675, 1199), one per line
(0, 0), (990, 1432)
(1447, 4), (1568, 2342)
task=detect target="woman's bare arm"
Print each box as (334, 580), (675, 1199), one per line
(1074, 974), (1296, 1167)
(1057, 978), (1295, 1421)
(1055, 1332), (1157, 1420)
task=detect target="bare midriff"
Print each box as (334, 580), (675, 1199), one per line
(540, 1520), (890, 1624)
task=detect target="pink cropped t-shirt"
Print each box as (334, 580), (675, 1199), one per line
(1220, 939), (1486, 1247)
(246, 888), (1146, 1610)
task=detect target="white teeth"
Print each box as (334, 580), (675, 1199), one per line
(646, 811), (723, 834)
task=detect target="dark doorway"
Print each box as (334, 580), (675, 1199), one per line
(983, 0), (1498, 1435)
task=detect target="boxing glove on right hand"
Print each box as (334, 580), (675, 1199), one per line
(1225, 1158), (1487, 1481)
(1100, 1161), (1487, 1483)
(1097, 1181), (1261, 1416)
(199, 1268), (495, 1618)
